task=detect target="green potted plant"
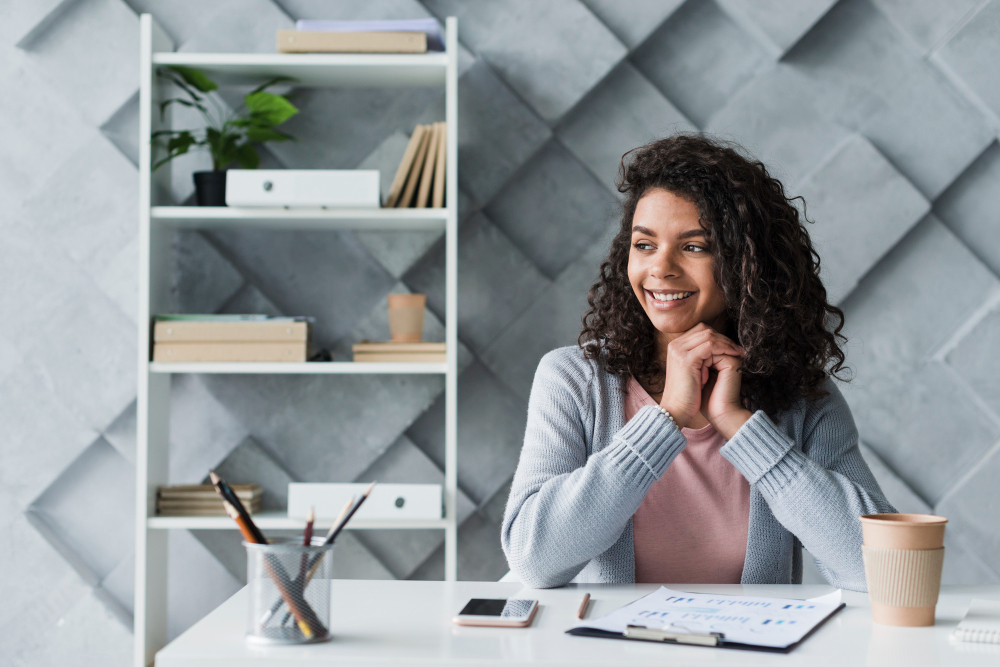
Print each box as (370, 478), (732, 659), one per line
(152, 66), (299, 206)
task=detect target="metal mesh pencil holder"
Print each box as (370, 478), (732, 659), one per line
(244, 538), (334, 645)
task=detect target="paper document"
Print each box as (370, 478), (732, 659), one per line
(571, 586), (842, 649)
(951, 599), (1000, 644)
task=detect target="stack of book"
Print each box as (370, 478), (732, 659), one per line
(157, 484), (262, 517)
(352, 341), (446, 363)
(385, 122), (447, 208)
(152, 315), (311, 363)
(277, 18), (444, 54)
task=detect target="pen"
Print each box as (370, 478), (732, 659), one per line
(576, 593), (591, 620)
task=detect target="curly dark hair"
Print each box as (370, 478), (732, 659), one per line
(578, 133), (849, 419)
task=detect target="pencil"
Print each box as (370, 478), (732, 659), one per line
(210, 471), (266, 543)
(323, 481), (375, 545)
(212, 472), (326, 638)
(274, 488), (375, 627)
(219, 498), (324, 638)
(297, 507), (314, 595)
(273, 496), (357, 628)
(576, 593), (591, 620)
(302, 507), (315, 547)
(271, 496), (356, 627)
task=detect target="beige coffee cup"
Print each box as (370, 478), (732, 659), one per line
(860, 513), (947, 627)
(387, 293), (426, 342)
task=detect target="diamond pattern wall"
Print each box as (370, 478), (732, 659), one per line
(2, 0), (1000, 664)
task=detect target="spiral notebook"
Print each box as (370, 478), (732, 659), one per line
(951, 599), (1000, 644)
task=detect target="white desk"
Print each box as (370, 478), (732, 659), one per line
(155, 580), (1000, 666)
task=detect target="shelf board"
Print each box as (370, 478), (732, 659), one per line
(148, 511), (448, 531)
(150, 206), (447, 231)
(149, 361), (448, 375)
(152, 51), (448, 87)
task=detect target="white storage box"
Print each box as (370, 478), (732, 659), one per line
(225, 169), (381, 207)
(287, 483), (442, 520)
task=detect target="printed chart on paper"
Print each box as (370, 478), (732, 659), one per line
(571, 586), (843, 648)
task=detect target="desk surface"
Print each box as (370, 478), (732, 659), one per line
(155, 580), (1000, 666)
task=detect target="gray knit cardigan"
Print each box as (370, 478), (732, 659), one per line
(501, 346), (896, 591)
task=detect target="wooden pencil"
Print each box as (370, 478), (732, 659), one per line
(298, 507), (314, 587)
(220, 498), (325, 638)
(275, 494), (362, 628)
(210, 471), (266, 543)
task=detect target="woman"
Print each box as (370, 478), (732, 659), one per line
(501, 134), (895, 591)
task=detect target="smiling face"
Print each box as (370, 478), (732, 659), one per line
(628, 188), (728, 343)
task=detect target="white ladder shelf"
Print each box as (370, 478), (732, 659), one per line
(135, 14), (459, 667)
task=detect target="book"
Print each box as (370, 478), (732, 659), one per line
(352, 341), (446, 363)
(385, 125), (427, 208)
(157, 499), (263, 511)
(156, 484), (262, 516)
(155, 506), (262, 517)
(154, 319), (309, 343)
(415, 122), (440, 209)
(397, 125), (432, 208)
(153, 342), (308, 363)
(295, 18), (445, 51)
(154, 314), (274, 321)
(158, 484), (261, 500)
(951, 599), (1000, 644)
(276, 30), (427, 53)
(354, 352), (446, 363)
(432, 121), (447, 208)
(352, 342), (446, 353)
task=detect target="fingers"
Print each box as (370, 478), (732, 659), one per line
(670, 326), (745, 357)
(684, 338), (743, 364)
(710, 352), (743, 373)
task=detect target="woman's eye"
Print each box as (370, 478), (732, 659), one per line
(634, 241), (653, 251)
(685, 244), (706, 253)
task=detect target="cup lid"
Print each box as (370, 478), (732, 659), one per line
(859, 513), (947, 526)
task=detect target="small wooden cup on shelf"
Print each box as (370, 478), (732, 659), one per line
(387, 294), (426, 342)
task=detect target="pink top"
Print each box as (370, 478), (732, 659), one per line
(626, 376), (750, 583)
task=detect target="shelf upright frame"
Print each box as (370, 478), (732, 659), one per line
(136, 14), (175, 667)
(443, 14), (459, 592)
(134, 14), (460, 667)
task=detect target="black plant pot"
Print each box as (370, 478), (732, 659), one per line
(193, 170), (227, 206)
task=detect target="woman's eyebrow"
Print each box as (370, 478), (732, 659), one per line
(631, 225), (706, 239)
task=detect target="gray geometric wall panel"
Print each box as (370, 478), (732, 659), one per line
(3, 1), (1000, 664)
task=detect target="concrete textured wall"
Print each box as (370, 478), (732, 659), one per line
(2, 0), (999, 663)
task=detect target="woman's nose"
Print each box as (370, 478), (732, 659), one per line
(650, 249), (681, 278)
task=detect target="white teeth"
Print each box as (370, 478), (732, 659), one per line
(650, 291), (693, 302)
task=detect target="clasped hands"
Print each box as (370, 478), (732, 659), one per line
(659, 323), (753, 440)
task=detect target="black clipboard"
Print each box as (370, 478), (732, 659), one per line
(566, 601), (846, 653)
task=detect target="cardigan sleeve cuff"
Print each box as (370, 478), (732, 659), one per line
(610, 405), (687, 479)
(720, 409), (806, 496)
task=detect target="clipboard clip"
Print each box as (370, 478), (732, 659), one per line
(624, 624), (724, 647)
